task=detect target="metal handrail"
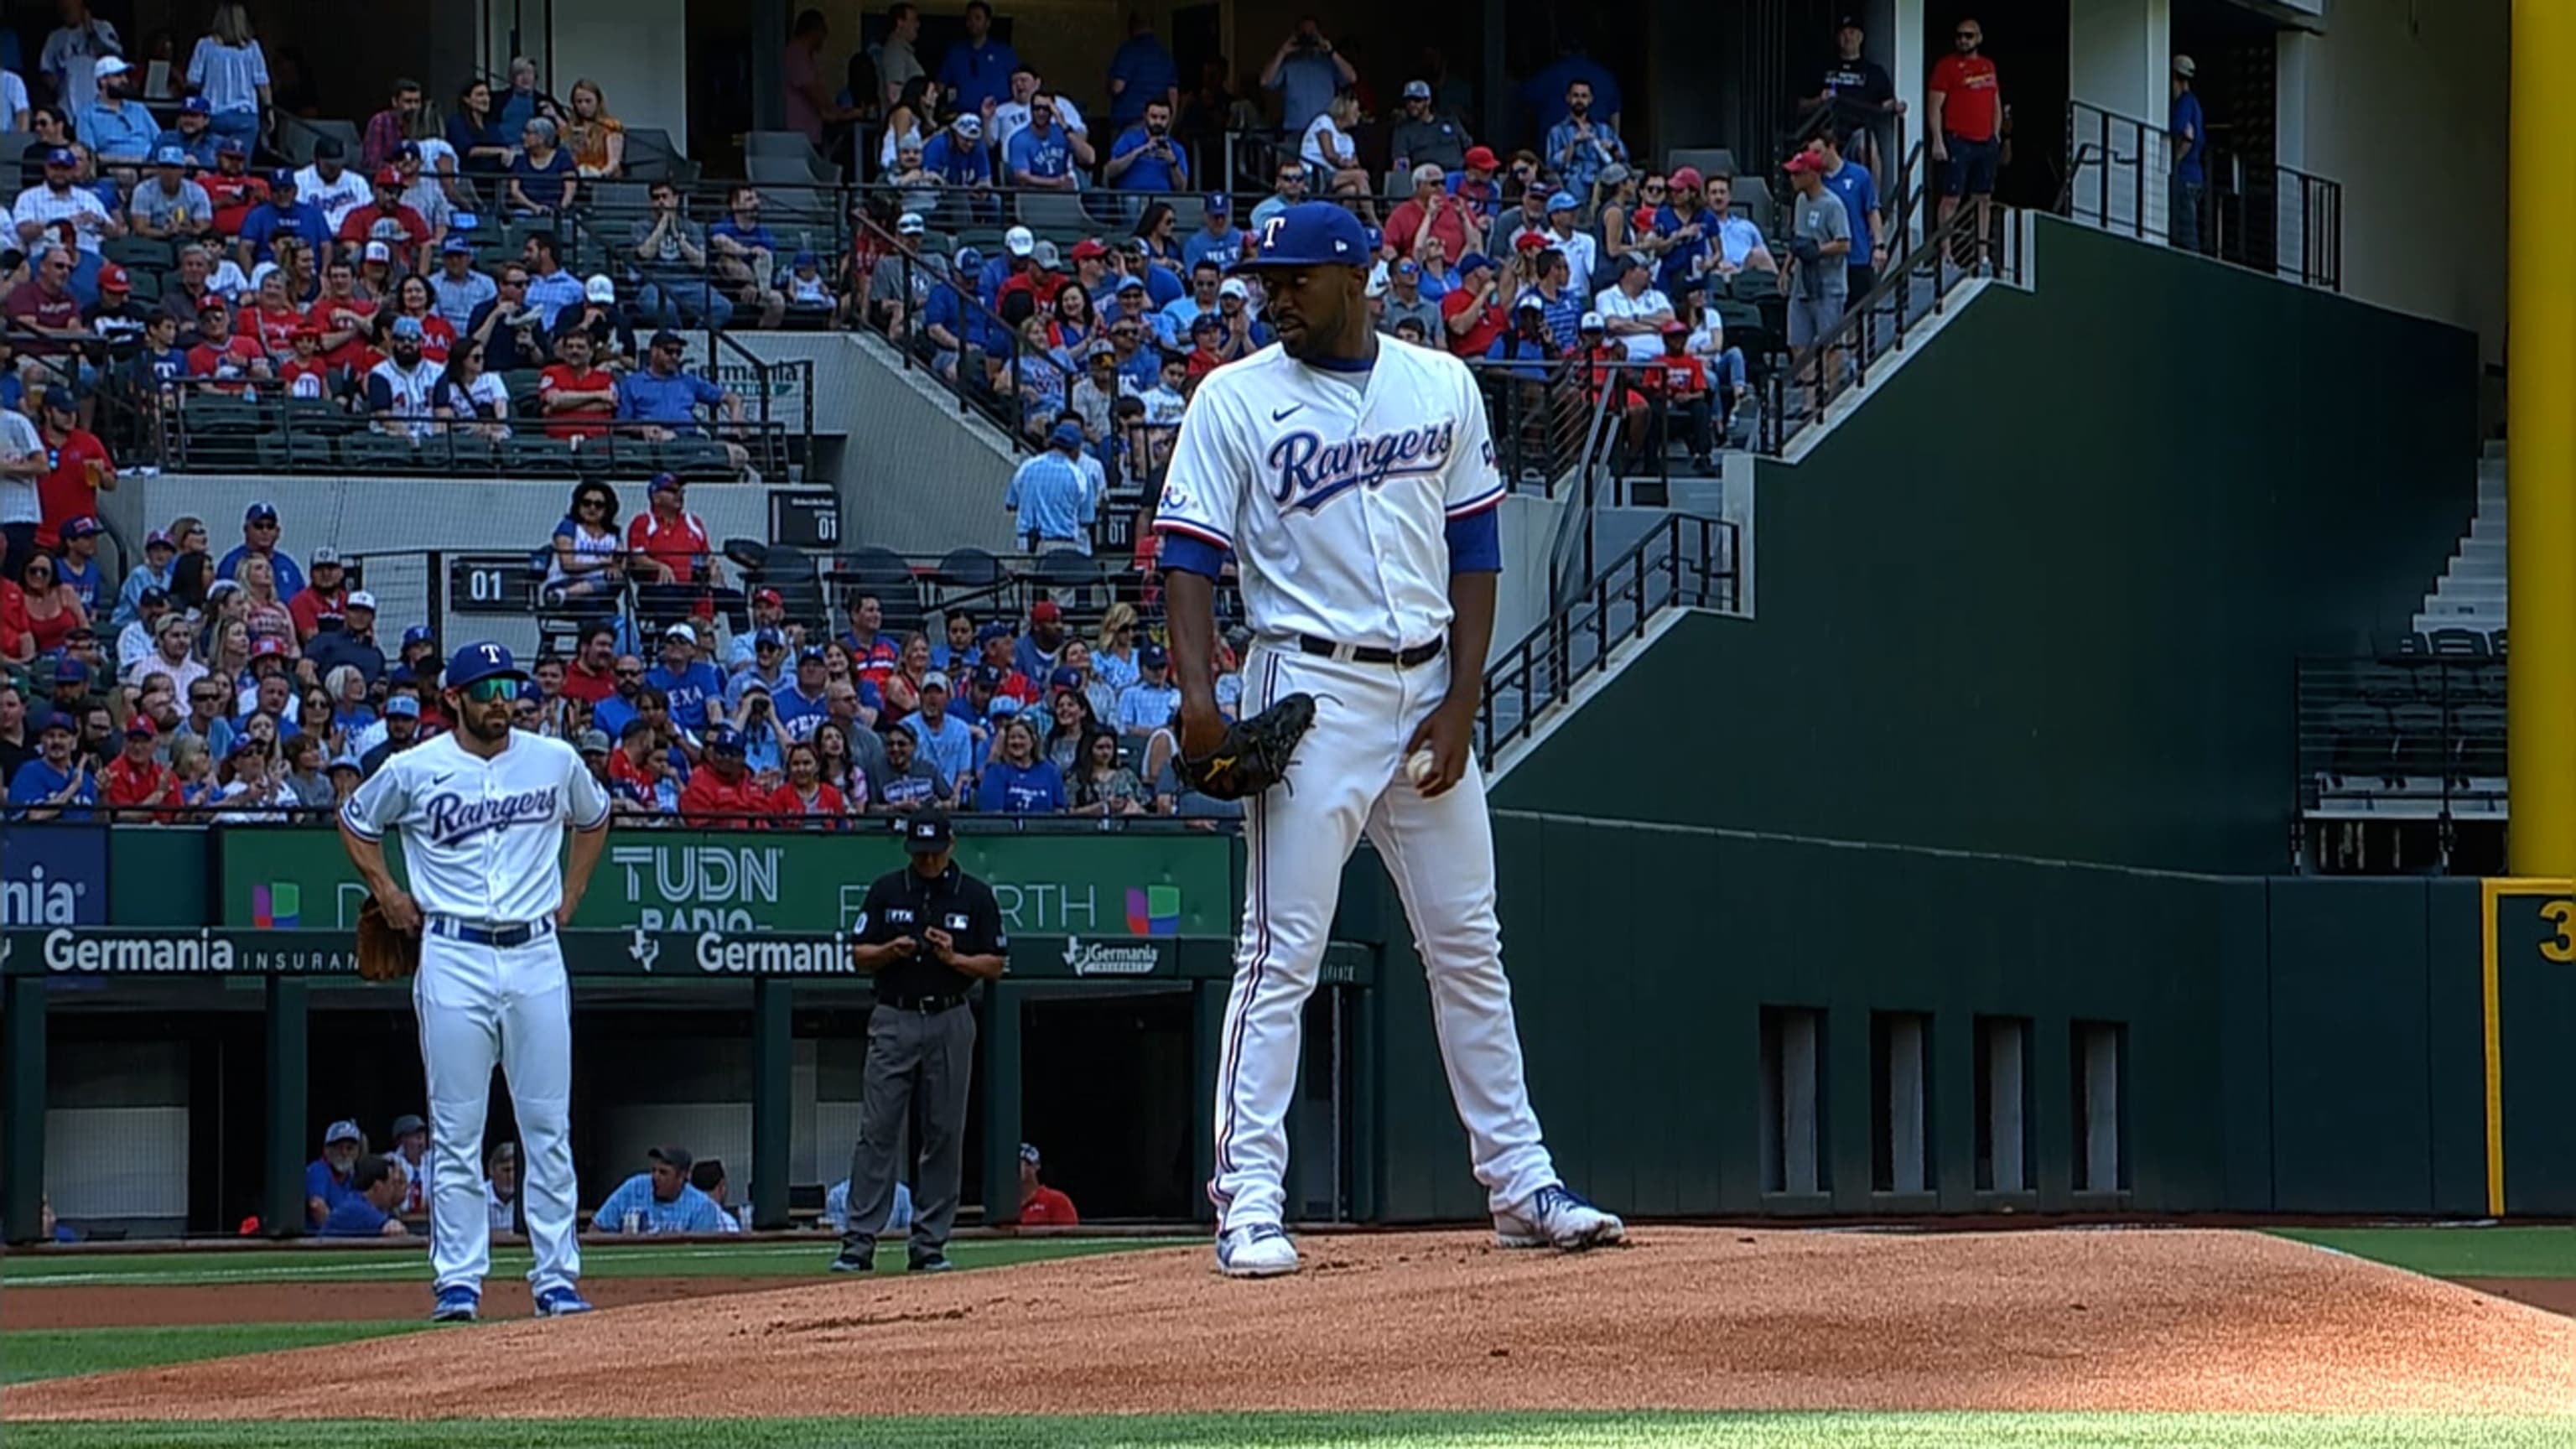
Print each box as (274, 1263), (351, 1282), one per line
(1755, 195), (2016, 454)
(2060, 100), (2343, 292)
(1475, 511), (1739, 762)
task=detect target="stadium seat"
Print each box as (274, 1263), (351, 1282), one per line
(752, 543), (833, 630)
(1730, 175), (1775, 233)
(2325, 703), (2389, 780)
(840, 544), (913, 591)
(601, 432), (664, 478)
(933, 545), (1005, 592)
(1669, 147), (1737, 184)
(501, 370), (545, 417)
(665, 435), (735, 481)
(104, 236), (175, 273)
(1015, 190), (1094, 236)
(503, 434), (581, 478)
(342, 431), (420, 472)
(440, 432), (500, 474)
(1032, 548), (1107, 614)
(283, 397), (353, 437)
(2389, 703), (2447, 778)
(2455, 704), (2506, 777)
(2428, 626), (2489, 657)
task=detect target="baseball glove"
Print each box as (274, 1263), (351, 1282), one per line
(355, 896), (422, 983)
(1176, 693), (1317, 801)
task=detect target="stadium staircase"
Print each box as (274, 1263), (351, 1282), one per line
(2412, 438), (2507, 649)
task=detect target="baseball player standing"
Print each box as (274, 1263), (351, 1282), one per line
(339, 641), (613, 1321)
(1155, 202), (1623, 1278)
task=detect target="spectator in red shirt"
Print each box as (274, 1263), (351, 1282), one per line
(8, 248), (91, 361)
(1382, 164), (1481, 263)
(285, 549), (349, 641)
(33, 389), (112, 553)
(337, 169), (430, 273)
(278, 325), (330, 397)
(304, 258), (377, 371)
(678, 726), (769, 823)
(561, 621), (620, 704)
(626, 472), (714, 585)
(361, 79), (426, 174)
(837, 592), (901, 685)
(767, 738), (849, 820)
(537, 329), (616, 442)
(1928, 18), (2002, 242)
(202, 138), (267, 238)
(240, 268), (306, 360)
(1645, 321), (1715, 473)
(1439, 252), (1510, 357)
(1576, 313), (1652, 474)
(99, 715), (180, 818)
(186, 297), (269, 394)
(1015, 1143), (1078, 1224)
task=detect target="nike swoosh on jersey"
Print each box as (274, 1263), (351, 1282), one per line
(1271, 405), (1305, 421)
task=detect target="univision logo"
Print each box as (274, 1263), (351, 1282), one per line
(0, 863), (87, 927)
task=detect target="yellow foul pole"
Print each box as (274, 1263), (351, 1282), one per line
(2510, 0), (2576, 874)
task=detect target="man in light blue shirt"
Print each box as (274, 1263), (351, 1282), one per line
(901, 673), (979, 790)
(1158, 260), (1221, 342)
(593, 1146), (734, 1233)
(520, 230), (586, 330)
(1005, 422), (1102, 553)
(1105, 99), (1188, 193)
(825, 1176), (914, 1233)
(1115, 646), (1180, 734)
(1182, 195), (1246, 271)
(1003, 97), (1086, 191)
(77, 55), (155, 164)
(1540, 80), (1627, 198)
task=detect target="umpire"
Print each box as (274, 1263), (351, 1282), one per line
(830, 808), (1008, 1274)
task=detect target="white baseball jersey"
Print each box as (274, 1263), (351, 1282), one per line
(340, 729), (610, 923)
(1153, 336), (1504, 650)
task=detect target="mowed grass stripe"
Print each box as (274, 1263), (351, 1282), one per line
(3, 1414), (2572, 1449)
(2270, 1226), (2576, 1280)
(1, 1237), (1173, 1288)
(2, 1321), (442, 1385)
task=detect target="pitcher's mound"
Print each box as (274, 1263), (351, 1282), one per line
(12, 1228), (2572, 1421)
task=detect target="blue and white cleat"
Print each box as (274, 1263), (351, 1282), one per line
(1214, 1223), (1301, 1279)
(532, 1285), (595, 1317)
(1493, 1184), (1626, 1251)
(430, 1285), (480, 1322)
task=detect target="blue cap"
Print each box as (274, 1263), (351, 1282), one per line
(41, 146), (75, 168)
(153, 145), (188, 167)
(1115, 274), (1145, 293)
(183, 96), (212, 115)
(798, 645), (828, 664)
(792, 250), (817, 267)
(402, 624), (437, 647)
(441, 235), (475, 255)
(755, 626), (785, 648)
(953, 246), (983, 271)
(1140, 643), (1169, 668)
(975, 621), (1013, 645)
(216, 137), (247, 156)
(383, 694), (422, 719)
(1206, 192), (1232, 213)
(1049, 666), (1082, 692)
(446, 641), (529, 689)
(1235, 201), (1370, 272)
(269, 167), (296, 187)
(1547, 190), (1580, 213)
(705, 726), (745, 752)
(1047, 418), (1084, 449)
(1457, 252), (1496, 278)
(390, 315), (425, 340)
(40, 386), (75, 413)
(971, 663), (1005, 687)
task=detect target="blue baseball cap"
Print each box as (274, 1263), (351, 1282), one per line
(383, 694), (421, 719)
(1140, 643), (1169, 668)
(402, 624), (437, 647)
(1047, 418), (1084, 449)
(41, 146), (75, 169)
(971, 663), (1005, 687)
(441, 235), (475, 256)
(446, 641), (529, 689)
(153, 145), (188, 168)
(976, 621), (1014, 645)
(216, 137), (247, 157)
(1237, 202), (1370, 273)
(1457, 252), (1496, 278)
(183, 96), (212, 115)
(705, 725), (745, 753)
(755, 626), (786, 649)
(269, 168), (296, 188)
(1049, 666), (1082, 693)
(1546, 190), (1580, 213)
(390, 315), (425, 340)
(1205, 192), (1232, 214)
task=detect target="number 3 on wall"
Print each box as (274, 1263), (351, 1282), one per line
(2541, 900), (2575, 963)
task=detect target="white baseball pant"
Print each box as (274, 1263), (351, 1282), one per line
(414, 930), (581, 1296)
(1209, 641), (1560, 1230)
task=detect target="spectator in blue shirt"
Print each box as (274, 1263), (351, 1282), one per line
(1515, 39), (1622, 140)
(1158, 258), (1223, 341)
(1105, 99), (1187, 193)
(1113, 239), (1185, 306)
(2170, 57), (2205, 252)
(76, 55), (156, 163)
(923, 249), (1000, 382)
(594, 1145), (735, 1233)
(936, 1), (1020, 115)
(1259, 18), (1356, 135)
(901, 673), (979, 789)
(644, 621), (728, 732)
(1181, 195), (1247, 271)
(236, 170), (329, 267)
(1003, 96), (1087, 191)
(975, 714), (1066, 813)
(7, 718), (96, 819)
(319, 1153), (413, 1237)
(302, 1119), (365, 1228)
(1105, 14), (1180, 129)
(1114, 645), (1180, 734)
(921, 112), (991, 189)
(1811, 132), (1884, 294)
(618, 329), (745, 440)
(520, 230), (587, 330)
(1005, 422), (1103, 553)
(1541, 80), (1628, 199)
(153, 97), (223, 170)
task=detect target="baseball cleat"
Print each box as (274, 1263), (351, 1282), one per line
(430, 1285), (480, 1322)
(1215, 1223), (1301, 1278)
(1494, 1184), (1626, 1251)
(828, 1247), (874, 1274)
(908, 1252), (953, 1273)
(532, 1285), (595, 1317)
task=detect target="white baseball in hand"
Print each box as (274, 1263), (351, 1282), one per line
(1406, 749), (1439, 788)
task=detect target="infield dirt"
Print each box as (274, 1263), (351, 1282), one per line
(9, 1228), (2572, 1420)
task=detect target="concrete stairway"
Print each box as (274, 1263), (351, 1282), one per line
(2414, 439), (2506, 637)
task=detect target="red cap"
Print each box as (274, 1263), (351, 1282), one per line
(1670, 166), (1704, 190)
(1463, 146), (1498, 171)
(1069, 238), (1108, 262)
(1783, 151), (1820, 175)
(1513, 231), (1548, 253)
(293, 323), (321, 339)
(375, 167), (402, 187)
(1660, 320), (1690, 335)
(252, 636), (288, 657)
(98, 263), (129, 289)
(1030, 600), (1062, 623)
(125, 715), (158, 739)
(755, 587), (783, 605)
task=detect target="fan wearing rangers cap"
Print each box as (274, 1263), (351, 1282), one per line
(338, 641), (611, 1322)
(1151, 202), (1623, 1278)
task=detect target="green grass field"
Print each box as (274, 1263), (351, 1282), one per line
(2267, 1225), (2576, 1279)
(0, 1234), (1175, 1289)
(4, 1413), (2572, 1449)
(0, 1321), (441, 1385)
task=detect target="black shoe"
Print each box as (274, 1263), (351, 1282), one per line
(908, 1252), (953, 1273)
(828, 1247), (873, 1274)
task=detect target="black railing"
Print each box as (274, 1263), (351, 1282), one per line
(2294, 653), (2506, 875)
(1756, 195), (2020, 455)
(1467, 356), (1592, 491)
(1475, 512), (1740, 762)
(158, 399), (791, 480)
(2062, 100), (2343, 292)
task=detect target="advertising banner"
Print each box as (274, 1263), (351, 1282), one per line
(1, 823), (108, 928)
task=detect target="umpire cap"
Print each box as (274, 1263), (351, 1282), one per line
(1234, 202), (1370, 273)
(906, 808), (954, 853)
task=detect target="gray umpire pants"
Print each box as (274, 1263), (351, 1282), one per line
(839, 1001), (976, 1262)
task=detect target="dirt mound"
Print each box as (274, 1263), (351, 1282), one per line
(11, 1228), (2572, 1421)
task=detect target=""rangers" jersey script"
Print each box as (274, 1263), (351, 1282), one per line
(423, 787), (562, 848)
(1267, 422), (1457, 514)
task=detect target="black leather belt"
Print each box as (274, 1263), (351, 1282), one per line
(428, 918), (556, 949)
(879, 992), (969, 1014)
(1296, 635), (1444, 668)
